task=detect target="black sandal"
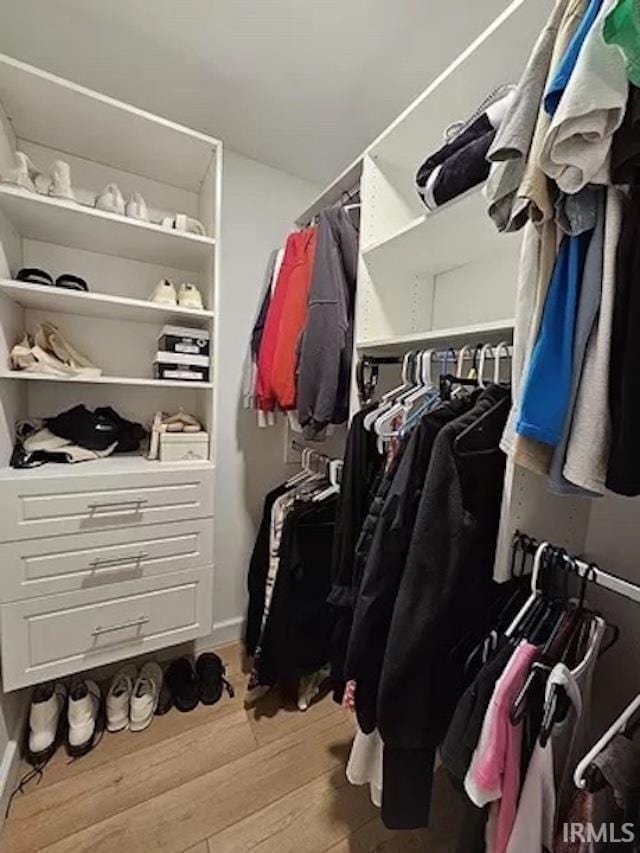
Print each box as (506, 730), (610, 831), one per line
(56, 274), (89, 292)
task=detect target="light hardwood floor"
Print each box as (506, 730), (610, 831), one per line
(2, 643), (461, 852)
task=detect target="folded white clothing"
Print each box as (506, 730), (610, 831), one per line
(23, 427), (117, 463)
(539, 0), (628, 193)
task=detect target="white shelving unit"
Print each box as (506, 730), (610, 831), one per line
(0, 52), (221, 689)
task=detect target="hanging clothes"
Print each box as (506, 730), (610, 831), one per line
(297, 206), (359, 440)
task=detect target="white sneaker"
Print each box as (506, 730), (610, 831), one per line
(27, 682), (67, 762)
(178, 282), (204, 310)
(175, 214), (206, 236)
(125, 192), (149, 222)
(1, 151), (41, 193)
(106, 664), (137, 732)
(67, 679), (101, 756)
(48, 160), (76, 202)
(95, 183), (125, 216)
(130, 662), (163, 732)
(150, 279), (177, 306)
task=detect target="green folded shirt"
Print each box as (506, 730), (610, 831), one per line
(604, 0), (640, 87)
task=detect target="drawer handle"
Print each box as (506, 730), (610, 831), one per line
(89, 551), (149, 569)
(87, 498), (149, 512)
(92, 615), (150, 636)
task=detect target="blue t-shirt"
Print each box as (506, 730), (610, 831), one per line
(516, 230), (592, 446)
(544, 0), (605, 115)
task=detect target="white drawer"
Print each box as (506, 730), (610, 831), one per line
(0, 519), (213, 601)
(0, 467), (214, 541)
(1, 567), (213, 690)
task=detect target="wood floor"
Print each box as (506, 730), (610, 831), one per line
(2, 643), (461, 852)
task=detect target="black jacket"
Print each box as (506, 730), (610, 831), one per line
(377, 385), (510, 829)
(345, 394), (477, 734)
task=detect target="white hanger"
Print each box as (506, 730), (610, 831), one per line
(478, 343), (494, 389)
(313, 459), (343, 501)
(574, 694), (640, 789)
(493, 341), (511, 384)
(505, 542), (549, 638)
(401, 348), (436, 409)
(363, 350), (414, 432)
(457, 345), (472, 379)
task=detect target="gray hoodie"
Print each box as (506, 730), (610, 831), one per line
(297, 206), (358, 440)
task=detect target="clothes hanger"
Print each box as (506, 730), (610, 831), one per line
(363, 350), (414, 432)
(285, 447), (312, 487)
(493, 341), (511, 385)
(505, 542), (550, 638)
(373, 351), (423, 441)
(312, 459), (343, 501)
(477, 343), (494, 389)
(456, 345), (472, 379)
(574, 695), (640, 789)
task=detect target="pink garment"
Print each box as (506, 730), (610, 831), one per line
(465, 641), (539, 853)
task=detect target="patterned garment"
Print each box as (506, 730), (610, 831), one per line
(342, 679), (357, 712)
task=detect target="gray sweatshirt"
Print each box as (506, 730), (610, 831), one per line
(297, 206), (358, 440)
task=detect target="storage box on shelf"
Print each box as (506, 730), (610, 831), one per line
(0, 52), (220, 690)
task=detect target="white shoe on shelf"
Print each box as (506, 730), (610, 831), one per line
(149, 279), (177, 306)
(106, 663), (138, 732)
(67, 679), (101, 757)
(162, 408), (202, 433)
(178, 282), (204, 310)
(95, 183), (125, 215)
(48, 160), (76, 202)
(125, 192), (149, 222)
(130, 662), (163, 732)
(1, 151), (41, 193)
(175, 213), (206, 236)
(26, 681), (67, 763)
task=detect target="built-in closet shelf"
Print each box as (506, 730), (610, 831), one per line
(357, 318), (515, 355)
(0, 186), (215, 271)
(0, 53), (219, 192)
(361, 188), (513, 279)
(0, 454), (214, 480)
(0, 279), (213, 326)
(0, 371), (213, 390)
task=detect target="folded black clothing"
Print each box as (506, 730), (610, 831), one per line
(431, 128), (496, 209)
(94, 406), (146, 453)
(416, 112), (492, 192)
(46, 405), (146, 453)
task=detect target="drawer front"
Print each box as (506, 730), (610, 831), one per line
(0, 519), (213, 601)
(0, 467), (214, 541)
(1, 568), (213, 691)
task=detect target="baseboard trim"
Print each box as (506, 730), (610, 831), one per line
(0, 713), (27, 832)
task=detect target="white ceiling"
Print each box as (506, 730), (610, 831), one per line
(0, 0), (509, 185)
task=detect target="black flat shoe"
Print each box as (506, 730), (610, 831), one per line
(165, 658), (199, 712)
(196, 653), (234, 706)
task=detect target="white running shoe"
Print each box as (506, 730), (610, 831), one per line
(130, 662), (163, 732)
(48, 160), (76, 202)
(95, 183), (125, 215)
(149, 279), (177, 306)
(106, 664), (138, 732)
(175, 214), (206, 236)
(27, 682), (67, 763)
(178, 282), (204, 310)
(125, 192), (149, 222)
(1, 151), (41, 192)
(67, 679), (101, 757)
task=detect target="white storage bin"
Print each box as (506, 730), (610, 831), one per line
(159, 431), (209, 462)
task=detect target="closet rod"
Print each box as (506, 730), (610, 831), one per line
(358, 346), (514, 366)
(515, 531), (640, 605)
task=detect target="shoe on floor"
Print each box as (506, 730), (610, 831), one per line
(26, 681), (67, 764)
(165, 658), (199, 712)
(66, 679), (101, 757)
(155, 679), (173, 716)
(130, 662), (163, 732)
(106, 664), (137, 732)
(150, 279), (177, 306)
(125, 192), (149, 222)
(48, 160), (76, 202)
(196, 653), (234, 706)
(95, 183), (125, 216)
(1, 151), (41, 192)
(178, 282), (204, 310)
